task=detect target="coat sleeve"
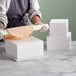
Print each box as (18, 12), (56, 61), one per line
(28, 0), (42, 20)
(0, 0), (11, 28)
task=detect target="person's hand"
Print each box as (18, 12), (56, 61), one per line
(33, 23), (49, 32)
(30, 16), (49, 32)
(0, 21), (4, 29)
(0, 22), (4, 39)
(39, 23), (49, 32)
(30, 15), (41, 24)
(0, 32), (4, 39)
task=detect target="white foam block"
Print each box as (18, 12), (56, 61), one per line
(4, 36), (44, 61)
(49, 19), (69, 37)
(47, 32), (71, 51)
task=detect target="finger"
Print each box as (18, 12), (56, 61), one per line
(39, 26), (48, 32)
(0, 32), (4, 39)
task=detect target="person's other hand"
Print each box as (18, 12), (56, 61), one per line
(30, 15), (41, 24)
(0, 31), (4, 39)
(0, 21), (4, 29)
(0, 22), (4, 39)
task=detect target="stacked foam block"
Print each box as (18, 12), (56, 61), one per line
(47, 19), (72, 51)
(4, 36), (44, 61)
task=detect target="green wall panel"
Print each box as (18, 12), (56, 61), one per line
(33, 0), (76, 41)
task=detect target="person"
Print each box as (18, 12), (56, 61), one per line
(0, 0), (10, 29)
(0, 0), (42, 28)
(0, 0), (11, 41)
(6, 0), (42, 28)
(0, 0), (48, 40)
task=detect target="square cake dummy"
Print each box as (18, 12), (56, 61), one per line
(4, 36), (44, 61)
(49, 19), (69, 37)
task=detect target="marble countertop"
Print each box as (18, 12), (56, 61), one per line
(0, 41), (76, 76)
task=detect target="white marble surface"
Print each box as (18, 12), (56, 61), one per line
(0, 41), (76, 76)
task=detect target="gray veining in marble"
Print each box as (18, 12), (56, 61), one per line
(0, 41), (76, 76)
